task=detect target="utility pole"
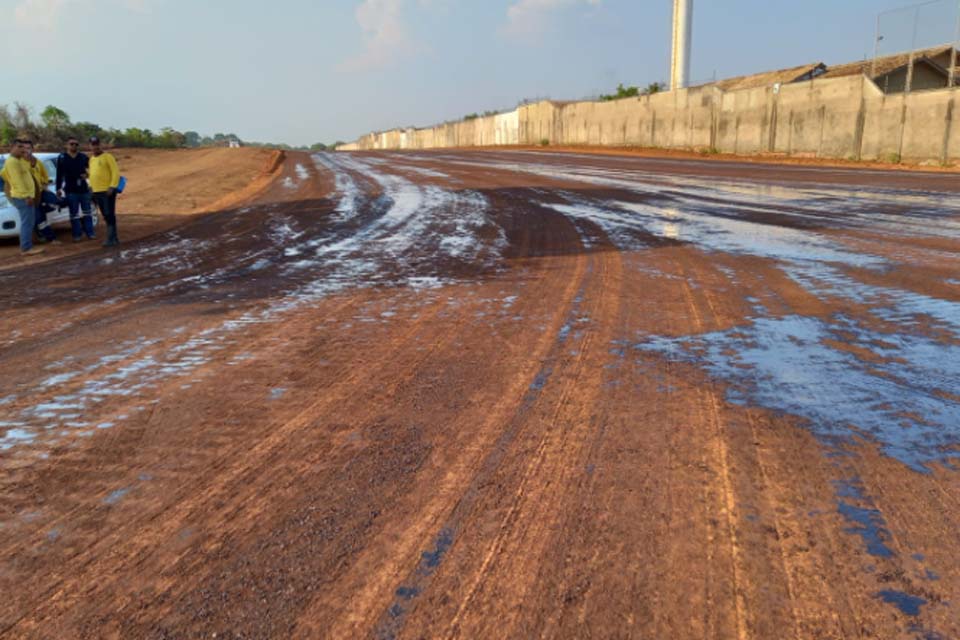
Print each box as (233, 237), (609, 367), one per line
(872, 13), (882, 79)
(950, 0), (960, 88)
(905, 5), (921, 94)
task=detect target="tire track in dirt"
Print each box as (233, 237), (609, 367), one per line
(683, 278), (750, 640)
(437, 250), (619, 639)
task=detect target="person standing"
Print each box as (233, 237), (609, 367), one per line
(56, 136), (95, 241)
(24, 141), (59, 244)
(87, 136), (120, 247)
(1, 139), (43, 256)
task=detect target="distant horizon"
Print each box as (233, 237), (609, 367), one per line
(3, 0), (957, 146)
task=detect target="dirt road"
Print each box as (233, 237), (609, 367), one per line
(1, 150), (958, 639)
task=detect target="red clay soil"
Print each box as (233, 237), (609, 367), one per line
(0, 149), (957, 639)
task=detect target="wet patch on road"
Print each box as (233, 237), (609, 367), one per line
(834, 478), (894, 558)
(635, 313), (960, 472)
(0, 427), (36, 450)
(102, 487), (131, 505)
(441, 154), (960, 243)
(876, 589), (927, 616)
(375, 528), (455, 640)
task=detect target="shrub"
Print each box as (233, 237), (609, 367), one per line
(599, 84), (639, 102)
(599, 82), (664, 102)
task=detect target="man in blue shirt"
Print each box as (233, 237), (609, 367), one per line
(56, 136), (95, 240)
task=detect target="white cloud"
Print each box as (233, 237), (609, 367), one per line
(340, 0), (417, 72)
(502, 0), (601, 39)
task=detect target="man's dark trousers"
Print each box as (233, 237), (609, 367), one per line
(35, 190), (60, 241)
(66, 191), (95, 238)
(92, 191), (119, 245)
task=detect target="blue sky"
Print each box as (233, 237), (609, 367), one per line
(2, 0), (957, 146)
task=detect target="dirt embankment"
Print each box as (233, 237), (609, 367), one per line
(115, 147), (285, 215)
(0, 147), (284, 268)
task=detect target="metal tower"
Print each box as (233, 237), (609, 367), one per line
(671, 0), (693, 90)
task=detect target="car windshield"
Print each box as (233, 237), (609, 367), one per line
(43, 158), (57, 183)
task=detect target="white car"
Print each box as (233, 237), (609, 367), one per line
(0, 152), (97, 240)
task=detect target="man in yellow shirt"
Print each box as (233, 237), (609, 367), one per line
(88, 136), (120, 247)
(24, 141), (59, 244)
(1, 139), (44, 255)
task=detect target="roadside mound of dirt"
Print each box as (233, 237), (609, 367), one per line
(115, 147), (284, 215)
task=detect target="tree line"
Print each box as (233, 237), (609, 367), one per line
(599, 82), (666, 101)
(0, 103), (340, 151)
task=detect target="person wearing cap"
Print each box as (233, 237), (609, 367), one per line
(87, 136), (120, 247)
(1, 139), (44, 255)
(57, 136), (95, 240)
(23, 141), (60, 244)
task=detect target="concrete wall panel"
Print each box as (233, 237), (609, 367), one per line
(901, 92), (951, 161)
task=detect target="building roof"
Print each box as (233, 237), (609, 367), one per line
(708, 63), (826, 91)
(699, 45), (959, 94)
(821, 45), (958, 79)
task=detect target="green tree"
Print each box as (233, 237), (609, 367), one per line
(41, 105), (71, 130)
(599, 83), (640, 102)
(120, 127), (156, 147)
(0, 100), (217, 149)
(72, 121), (104, 143)
(0, 122), (16, 146)
(157, 127), (186, 148)
(0, 105), (16, 145)
(643, 82), (665, 95)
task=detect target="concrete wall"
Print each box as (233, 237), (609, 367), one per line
(338, 76), (960, 164)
